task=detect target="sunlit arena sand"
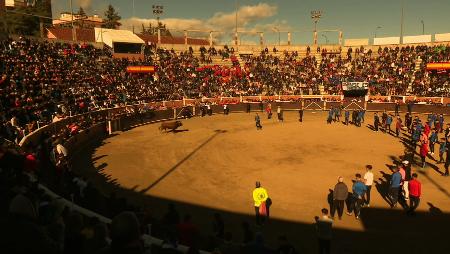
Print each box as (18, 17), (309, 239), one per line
(74, 111), (450, 254)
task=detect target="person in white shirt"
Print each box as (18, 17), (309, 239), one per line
(363, 165), (374, 207)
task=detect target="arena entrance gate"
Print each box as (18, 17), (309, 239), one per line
(343, 100), (365, 110)
(303, 99), (324, 110)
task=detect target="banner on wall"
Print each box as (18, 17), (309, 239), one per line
(126, 66), (156, 73)
(426, 62), (450, 71)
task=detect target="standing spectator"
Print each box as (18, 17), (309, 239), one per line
(390, 167), (402, 208)
(407, 173), (422, 215)
(445, 139), (450, 176)
(331, 176), (348, 220)
(363, 165), (374, 207)
(439, 138), (447, 163)
(429, 129), (438, 155)
(315, 208), (333, 254)
(345, 110), (350, 125)
(386, 114), (393, 134)
(177, 214), (197, 247)
(255, 113), (263, 130)
(212, 213), (224, 239)
(420, 139), (429, 168)
(277, 106), (283, 122)
(252, 181), (269, 225)
(223, 104), (229, 115)
(395, 116), (403, 137)
(266, 103), (272, 119)
(298, 108), (303, 122)
(374, 112), (380, 131)
(347, 174), (366, 219)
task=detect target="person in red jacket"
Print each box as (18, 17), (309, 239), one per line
(408, 173), (421, 215)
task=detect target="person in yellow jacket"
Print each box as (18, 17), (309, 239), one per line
(253, 181), (271, 225)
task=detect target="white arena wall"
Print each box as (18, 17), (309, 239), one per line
(435, 33), (450, 42)
(374, 37), (400, 45)
(403, 35), (432, 44)
(344, 38), (369, 47)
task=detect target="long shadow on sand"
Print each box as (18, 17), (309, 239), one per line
(139, 129), (226, 193)
(70, 131), (450, 254)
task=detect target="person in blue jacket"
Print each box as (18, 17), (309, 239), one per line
(429, 130), (438, 155)
(390, 167), (402, 208)
(346, 174), (367, 219)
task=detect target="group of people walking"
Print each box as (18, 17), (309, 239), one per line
(330, 162), (422, 219)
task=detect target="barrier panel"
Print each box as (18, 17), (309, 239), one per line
(367, 102), (396, 112)
(16, 95), (450, 254)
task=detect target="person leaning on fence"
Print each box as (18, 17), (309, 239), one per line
(253, 181), (270, 225)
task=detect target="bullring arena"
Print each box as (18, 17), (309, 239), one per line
(57, 98), (450, 254)
(4, 2), (450, 253)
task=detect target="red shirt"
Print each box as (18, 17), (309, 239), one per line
(409, 179), (421, 197)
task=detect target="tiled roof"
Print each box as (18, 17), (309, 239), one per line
(47, 28), (95, 42)
(137, 34), (209, 45)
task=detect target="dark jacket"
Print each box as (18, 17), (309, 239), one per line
(333, 182), (348, 201)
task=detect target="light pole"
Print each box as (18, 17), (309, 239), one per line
(273, 27), (280, 46)
(322, 34), (328, 44)
(69, 0), (76, 41)
(374, 26), (382, 38)
(400, 0), (404, 44)
(235, 0), (238, 46)
(311, 10), (322, 45)
(421, 20), (424, 35)
(152, 5), (164, 44)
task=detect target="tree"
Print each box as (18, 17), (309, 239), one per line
(103, 4), (121, 29)
(78, 7), (86, 17)
(1, 1), (52, 36)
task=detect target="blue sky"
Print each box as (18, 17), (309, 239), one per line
(52, 0), (450, 44)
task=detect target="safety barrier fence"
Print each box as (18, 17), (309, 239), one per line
(16, 95), (450, 254)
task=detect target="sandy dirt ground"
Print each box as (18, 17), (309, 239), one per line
(75, 111), (450, 254)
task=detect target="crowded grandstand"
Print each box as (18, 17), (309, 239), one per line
(1, 1), (450, 254)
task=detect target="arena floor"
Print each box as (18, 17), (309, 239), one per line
(75, 111), (450, 254)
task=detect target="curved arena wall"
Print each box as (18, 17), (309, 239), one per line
(18, 96), (450, 253)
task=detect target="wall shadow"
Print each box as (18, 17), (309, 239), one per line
(71, 136), (450, 254)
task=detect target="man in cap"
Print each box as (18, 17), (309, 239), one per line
(253, 181), (269, 225)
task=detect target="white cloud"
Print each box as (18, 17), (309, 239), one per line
(77, 0), (92, 9)
(121, 3), (282, 43)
